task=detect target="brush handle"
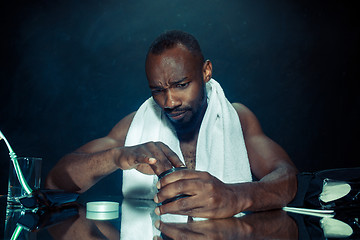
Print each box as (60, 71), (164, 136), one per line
(10, 153), (33, 195)
(1, 130), (33, 195)
(0, 130), (14, 152)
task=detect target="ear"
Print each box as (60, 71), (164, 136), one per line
(202, 60), (213, 83)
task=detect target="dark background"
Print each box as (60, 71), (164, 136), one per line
(0, 0), (359, 198)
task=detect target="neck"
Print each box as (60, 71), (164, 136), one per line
(176, 101), (207, 143)
(177, 127), (199, 143)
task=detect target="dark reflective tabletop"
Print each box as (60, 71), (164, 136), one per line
(0, 194), (359, 239)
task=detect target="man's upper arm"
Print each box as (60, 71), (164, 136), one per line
(75, 111), (136, 154)
(232, 103), (296, 179)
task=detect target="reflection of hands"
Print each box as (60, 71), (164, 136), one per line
(117, 142), (184, 175)
(155, 210), (298, 240)
(154, 169), (240, 218)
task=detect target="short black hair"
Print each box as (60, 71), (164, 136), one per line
(147, 30), (204, 62)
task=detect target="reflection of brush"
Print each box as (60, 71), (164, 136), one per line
(0, 130), (33, 195)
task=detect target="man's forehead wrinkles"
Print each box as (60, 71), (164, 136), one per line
(149, 80), (165, 89)
(149, 77), (187, 90)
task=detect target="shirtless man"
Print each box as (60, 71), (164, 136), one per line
(46, 30), (298, 218)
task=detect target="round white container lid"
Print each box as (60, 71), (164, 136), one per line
(86, 211), (119, 220)
(86, 201), (119, 212)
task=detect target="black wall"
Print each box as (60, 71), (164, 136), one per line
(0, 0), (359, 196)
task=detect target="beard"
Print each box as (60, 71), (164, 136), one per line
(167, 90), (207, 135)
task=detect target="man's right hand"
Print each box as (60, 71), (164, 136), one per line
(116, 141), (184, 175)
(45, 112), (185, 193)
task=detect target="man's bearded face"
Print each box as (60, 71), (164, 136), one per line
(145, 44), (207, 132)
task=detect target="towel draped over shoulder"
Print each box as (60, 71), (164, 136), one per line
(122, 78), (252, 199)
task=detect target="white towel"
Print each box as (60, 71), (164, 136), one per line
(120, 79), (252, 238)
(120, 199), (161, 240)
(122, 78), (252, 199)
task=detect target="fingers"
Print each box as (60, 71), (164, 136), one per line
(146, 142), (174, 175)
(154, 171), (233, 218)
(157, 143), (185, 168)
(157, 170), (209, 189)
(120, 142), (183, 174)
(156, 178), (198, 203)
(155, 221), (204, 240)
(149, 142), (185, 175)
(157, 200), (223, 218)
(155, 177), (206, 216)
(156, 195), (218, 218)
(118, 146), (154, 170)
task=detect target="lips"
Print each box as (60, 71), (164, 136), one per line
(166, 111), (187, 121)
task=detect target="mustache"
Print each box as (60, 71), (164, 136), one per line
(164, 107), (191, 114)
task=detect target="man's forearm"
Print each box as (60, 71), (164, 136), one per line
(45, 148), (120, 193)
(231, 164), (298, 213)
(46, 140), (184, 193)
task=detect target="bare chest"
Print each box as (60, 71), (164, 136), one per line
(180, 142), (196, 170)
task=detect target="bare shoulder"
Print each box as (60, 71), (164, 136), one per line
(231, 103), (263, 136)
(75, 111), (136, 153)
(107, 111), (137, 142)
(231, 103), (253, 119)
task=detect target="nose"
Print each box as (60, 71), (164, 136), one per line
(164, 89), (181, 110)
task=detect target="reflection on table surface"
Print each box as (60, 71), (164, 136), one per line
(1, 195), (359, 240)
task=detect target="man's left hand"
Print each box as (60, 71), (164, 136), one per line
(154, 169), (242, 218)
